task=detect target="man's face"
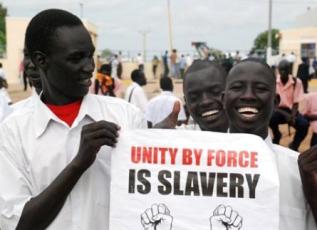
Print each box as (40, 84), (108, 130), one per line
(23, 48), (42, 91)
(224, 62), (275, 138)
(42, 25), (95, 104)
(184, 67), (227, 132)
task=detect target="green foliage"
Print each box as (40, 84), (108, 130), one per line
(0, 3), (7, 49)
(252, 29), (280, 52)
(100, 49), (113, 59)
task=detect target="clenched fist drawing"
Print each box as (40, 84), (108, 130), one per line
(210, 204), (243, 230)
(141, 203), (173, 230)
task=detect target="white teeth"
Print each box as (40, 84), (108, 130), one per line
(238, 107), (258, 114)
(241, 113), (256, 118)
(202, 110), (219, 117)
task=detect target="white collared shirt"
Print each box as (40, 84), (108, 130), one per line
(124, 82), (148, 113)
(0, 94), (11, 122)
(10, 90), (38, 112)
(0, 94), (146, 230)
(265, 136), (316, 230)
(145, 91), (186, 125)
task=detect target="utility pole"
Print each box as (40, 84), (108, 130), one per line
(138, 30), (150, 63)
(80, 2), (84, 18)
(167, 0), (174, 51)
(267, 0), (273, 63)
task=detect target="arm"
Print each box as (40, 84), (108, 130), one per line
(298, 146), (317, 225)
(305, 114), (317, 122)
(16, 121), (120, 230)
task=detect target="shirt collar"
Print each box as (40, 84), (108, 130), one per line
(161, 91), (173, 95)
(34, 94), (103, 138)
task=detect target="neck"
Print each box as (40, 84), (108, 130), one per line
(281, 75), (289, 85)
(42, 90), (83, 105)
(229, 125), (267, 140)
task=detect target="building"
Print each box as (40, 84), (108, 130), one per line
(0, 17), (98, 86)
(279, 8), (317, 71)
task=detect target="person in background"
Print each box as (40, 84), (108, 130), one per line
(269, 60), (309, 151)
(179, 54), (187, 79)
(297, 57), (310, 93)
(302, 92), (317, 147)
(97, 63), (115, 97)
(124, 69), (148, 112)
(146, 77), (186, 128)
(152, 55), (159, 79)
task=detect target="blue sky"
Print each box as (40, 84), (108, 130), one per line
(2, 0), (317, 55)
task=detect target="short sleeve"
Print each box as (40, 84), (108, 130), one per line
(294, 79), (305, 104)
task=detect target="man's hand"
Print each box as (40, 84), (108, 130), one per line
(153, 101), (180, 129)
(72, 121), (120, 171)
(210, 205), (242, 230)
(141, 203), (173, 230)
(298, 146), (317, 223)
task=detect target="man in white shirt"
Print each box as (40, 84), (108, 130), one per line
(224, 58), (316, 229)
(125, 69), (148, 113)
(146, 77), (186, 127)
(0, 9), (146, 230)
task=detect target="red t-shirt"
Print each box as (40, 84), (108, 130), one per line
(46, 100), (82, 127)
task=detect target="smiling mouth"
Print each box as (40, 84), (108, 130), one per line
(237, 107), (259, 119)
(200, 109), (220, 121)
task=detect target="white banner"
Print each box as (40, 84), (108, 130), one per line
(110, 130), (279, 230)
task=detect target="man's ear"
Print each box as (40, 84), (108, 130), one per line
(32, 51), (48, 70)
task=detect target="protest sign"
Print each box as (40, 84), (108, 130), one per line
(109, 130), (279, 230)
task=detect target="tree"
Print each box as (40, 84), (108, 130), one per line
(251, 29), (280, 53)
(100, 49), (113, 59)
(0, 3), (7, 53)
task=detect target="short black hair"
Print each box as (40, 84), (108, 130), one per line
(25, 9), (83, 57)
(160, 77), (173, 91)
(131, 69), (144, 82)
(229, 58), (275, 81)
(184, 59), (227, 81)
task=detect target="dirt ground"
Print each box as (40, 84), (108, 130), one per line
(8, 79), (317, 153)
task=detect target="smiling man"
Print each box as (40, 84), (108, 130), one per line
(0, 9), (146, 230)
(183, 60), (228, 132)
(225, 58), (316, 230)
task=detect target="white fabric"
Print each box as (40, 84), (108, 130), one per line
(124, 82), (148, 113)
(0, 94), (147, 230)
(145, 91), (186, 125)
(0, 94), (12, 122)
(11, 90), (38, 112)
(0, 68), (5, 80)
(264, 136), (316, 230)
(177, 123), (201, 130)
(0, 88), (12, 104)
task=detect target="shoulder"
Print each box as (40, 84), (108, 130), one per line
(88, 94), (141, 114)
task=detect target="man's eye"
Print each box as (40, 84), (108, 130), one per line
(229, 84), (242, 90)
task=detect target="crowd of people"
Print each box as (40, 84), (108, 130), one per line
(0, 8), (317, 230)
